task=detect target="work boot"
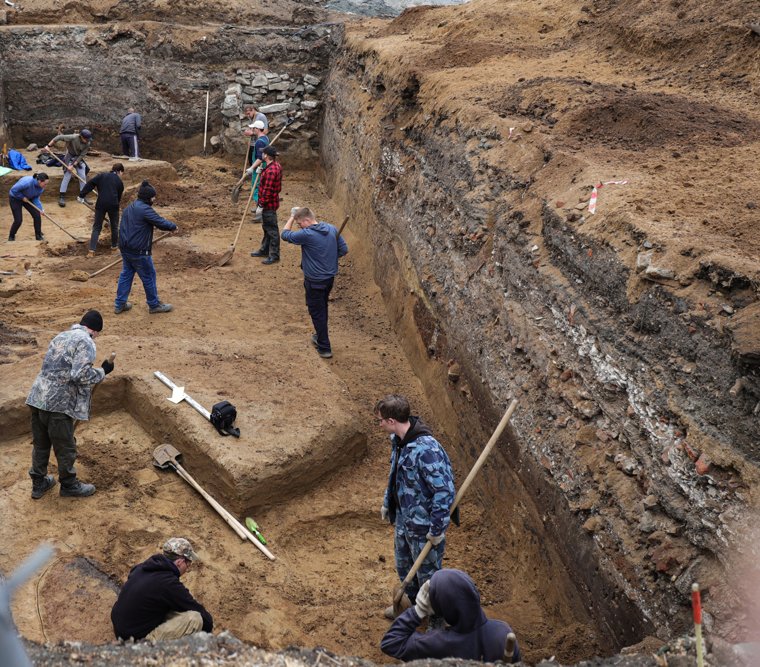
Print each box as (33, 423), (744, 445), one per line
(318, 349), (333, 359)
(60, 480), (96, 497)
(36, 234), (45, 241)
(262, 257), (279, 265)
(311, 333), (319, 349)
(149, 303), (173, 314)
(114, 302), (133, 314)
(31, 475), (56, 500)
(87, 250), (96, 258)
(58, 194), (66, 207)
(8, 234), (15, 242)
(250, 250), (266, 257)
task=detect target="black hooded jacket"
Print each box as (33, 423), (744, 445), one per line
(381, 569), (521, 662)
(111, 554), (213, 640)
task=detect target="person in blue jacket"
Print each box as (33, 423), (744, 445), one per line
(8, 172), (49, 241)
(381, 568), (521, 663)
(114, 180), (177, 315)
(281, 207), (348, 359)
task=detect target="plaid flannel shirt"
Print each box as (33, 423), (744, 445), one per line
(257, 161), (282, 211)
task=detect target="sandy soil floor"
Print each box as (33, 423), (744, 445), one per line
(1, 154), (601, 664)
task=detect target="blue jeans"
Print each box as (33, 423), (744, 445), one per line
(305, 277), (334, 353)
(115, 252), (160, 308)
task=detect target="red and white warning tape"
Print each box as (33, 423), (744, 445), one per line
(588, 180), (628, 215)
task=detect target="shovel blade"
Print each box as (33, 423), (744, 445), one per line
(230, 183), (242, 204)
(152, 443), (181, 469)
(217, 246), (235, 267)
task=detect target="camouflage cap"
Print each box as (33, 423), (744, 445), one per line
(162, 537), (200, 562)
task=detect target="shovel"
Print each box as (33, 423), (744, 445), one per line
(43, 149), (95, 210)
(391, 398), (519, 615)
(26, 201), (86, 243)
(152, 444), (275, 561)
(218, 180), (258, 267)
(85, 232), (172, 280)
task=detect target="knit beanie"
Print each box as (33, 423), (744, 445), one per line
(80, 309), (103, 332)
(138, 180), (157, 202)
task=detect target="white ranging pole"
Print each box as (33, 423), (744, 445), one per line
(154, 371), (211, 420)
(203, 88), (210, 154)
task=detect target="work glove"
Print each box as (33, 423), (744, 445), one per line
(381, 505), (389, 522)
(414, 580), (433, 619)
(76, 197), (86, 204)
(101, 359), (114, 375)
(291, 207), (299, 217)
(426, 531), (444, 547)
(255, 165), (263, 174)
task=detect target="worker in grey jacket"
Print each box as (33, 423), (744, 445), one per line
(45, 129), (93, 207)
(26, 310), (114, 499)
(120, 108), (142, 159)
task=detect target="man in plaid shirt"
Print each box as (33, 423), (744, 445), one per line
(250, 145), (283, 265)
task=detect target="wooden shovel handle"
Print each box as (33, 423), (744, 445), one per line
(395, 399), (519, 598)
(46, 150), (87, 185)
(88, 232), (172, 279)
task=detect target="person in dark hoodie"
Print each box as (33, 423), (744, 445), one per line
(281, 207), (348, 359)
(113, 180), (177, 315)
(381, 568), (521, 663)
(78, 162), (125, 257)
(111, 537), (213, 641)
(376, 394), (456, 620)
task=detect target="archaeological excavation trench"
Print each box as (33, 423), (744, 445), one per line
(2, 0), (760, 664)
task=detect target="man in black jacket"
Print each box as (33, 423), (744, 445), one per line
(114, 180), (177, 314)
(79, 163), (125, 257)
(111, 537), (213, 641)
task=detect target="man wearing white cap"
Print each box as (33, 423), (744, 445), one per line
(236, 120), (270, 221)
(111, 537), (213, 641)
(243, 105), (269, 169)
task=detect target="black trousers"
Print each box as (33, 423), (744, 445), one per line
(90, 206), (120, 251)
(258, 209), (280, 259)
(305, 277), (334, 353)
(121, 133), (139, 157)
(29, 407), (78, 485)
(9, 196), (42, 238)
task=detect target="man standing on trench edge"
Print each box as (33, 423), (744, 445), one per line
(376, 394), (457, 621)
(249, 145), (282, 265)
(281, 207), (348, 359)
(26, 309), (115, 499)
(111, 537), (213, 641)
(114, 180), (177, 314)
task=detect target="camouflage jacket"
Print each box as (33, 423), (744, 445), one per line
(26, 324), (105, 421)
(383, 417), (455, 538)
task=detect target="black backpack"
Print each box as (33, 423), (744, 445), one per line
(210, 400), (240, 438)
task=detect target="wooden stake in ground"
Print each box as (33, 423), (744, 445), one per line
(692, 583), (705, 667)
(392, 398), (519, 615)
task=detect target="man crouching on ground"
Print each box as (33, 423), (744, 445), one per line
(111, 537), (213, 641)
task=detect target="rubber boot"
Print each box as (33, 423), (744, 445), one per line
(31, 475), (56, 499)
(60, 480), (96, 497)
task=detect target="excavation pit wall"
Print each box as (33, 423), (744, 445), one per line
(320, 34), (760, 650)
(0, 21), (339, 161)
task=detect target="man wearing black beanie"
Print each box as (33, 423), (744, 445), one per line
(26, 310), (115, 498)
(115, 180), (177, 314)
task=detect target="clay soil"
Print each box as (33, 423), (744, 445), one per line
(1, 153), (598, 664)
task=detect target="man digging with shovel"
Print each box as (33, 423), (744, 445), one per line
(377, 394), (456, 624)
(26, 309), (114, 499)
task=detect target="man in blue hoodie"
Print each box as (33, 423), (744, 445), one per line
(111, 537), (213, 641)
(281, 207), (348, 359)
(381, 568), (521, 663)
(8, 172), (49, 241)
(114, 180), (177, 315)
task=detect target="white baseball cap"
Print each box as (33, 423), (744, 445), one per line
(248, 120), (266, 130)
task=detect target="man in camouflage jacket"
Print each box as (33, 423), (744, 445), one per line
(25, 310), (114, 499)
(377, 394), (456, 615)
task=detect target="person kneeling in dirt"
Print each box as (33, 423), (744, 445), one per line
(111, 537), (213, 641)
(381, 568), (521, 663)
(79, 162), (125, 257)
(26, 309), (114, 499)
(114, 180), (177, 314)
